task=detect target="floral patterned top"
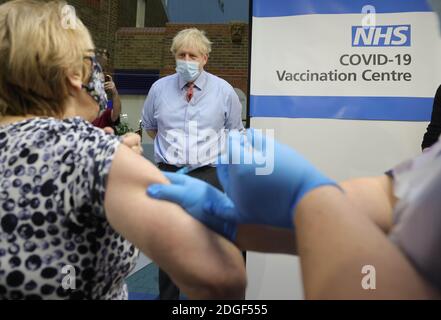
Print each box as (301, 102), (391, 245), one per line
(0, 117), (138, 300)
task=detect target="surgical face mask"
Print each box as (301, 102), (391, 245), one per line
(176, 59), (201, 82)
(82, 55), (108, 111)
(429, 0), (441, 33)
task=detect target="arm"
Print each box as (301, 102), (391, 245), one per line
(104, 145), (246, 299)
(104, 77), (122, 123)
(146, 174), (394, 255)
(422, 85), (441, 151)
(234, 175), (394, 255)
(147, 129), (440, 299)
(141, 85), (158, 140)
(146, 172), (395, 255)
(110, 93), (121, 123)
(339, 175), (396, 233)
(235, 174), (395, 254)
(295, 186), (439, 299)
(224, 87), (244, 130)
(147, 172), (297, 255)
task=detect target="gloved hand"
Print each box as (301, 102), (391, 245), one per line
(215, 129), (339, 229)
(147, 172), (238, 241)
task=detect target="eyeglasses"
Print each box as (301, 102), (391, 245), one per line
(82, 55), (95, 83)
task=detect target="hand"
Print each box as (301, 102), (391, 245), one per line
(121, 132), (143, 155)
(216, 129), (339, 229)
(147, 172), (238, 241)
(103, 127), (114, 135)
(103, 128), (142, 155)
(104, 76), (118, 95)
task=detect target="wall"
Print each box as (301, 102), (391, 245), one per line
(65, 0), (119, 59)
(166, 0), (249, 23)
(0, 0), (134, 66)
(114, 27), (165, 69)
(145, 0), (168, 27)
(118, 0), (137, 28)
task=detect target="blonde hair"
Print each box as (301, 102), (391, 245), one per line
(170, 28), (212, 57)
(0, 0), (94, 118)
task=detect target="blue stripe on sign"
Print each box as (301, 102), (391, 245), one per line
(253, 0), (432, 18)
(250, 96), (433, 121)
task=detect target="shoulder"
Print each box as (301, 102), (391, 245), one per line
(62, 117), (110, 137)
(68, 117), (120, 149)
(205, 72), (235, 92)
(39, 117), (120, 153)
(3, 116), (121, 185)
(151, 73), (178, 92)
(14, 117), (96, 137)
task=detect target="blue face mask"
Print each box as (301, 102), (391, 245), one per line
(176, 60), (201, 82)
(82, 56), (108, 112)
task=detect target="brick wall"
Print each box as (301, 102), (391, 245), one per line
(118, 0), (137, 28)
(114, 27), (165, 69)
(0, 0), (113, 51)
(68, 0), (102, 45)
(68, 0), (163, 67)
(96, 0), (119, 60)
(0, 0), (129, 67)
(145, 0), (168, 27)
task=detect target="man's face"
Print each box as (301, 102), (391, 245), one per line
(175, 46), (208, 70)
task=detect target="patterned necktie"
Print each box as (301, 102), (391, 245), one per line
(186, 82), (195, 102)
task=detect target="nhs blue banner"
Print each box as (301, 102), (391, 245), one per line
(250, 0), (441, 121)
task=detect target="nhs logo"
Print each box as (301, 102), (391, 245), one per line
(352, 25), (411, 47)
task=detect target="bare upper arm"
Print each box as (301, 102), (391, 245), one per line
(295, 186), (440, 299)
(104, 144), (246, 299)
(339, 175), (396, 233)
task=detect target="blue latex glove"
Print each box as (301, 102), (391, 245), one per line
(147, 172), (238, 241)
(215, 129), (339, 229)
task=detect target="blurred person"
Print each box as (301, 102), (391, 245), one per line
(92, 48), (122, 133)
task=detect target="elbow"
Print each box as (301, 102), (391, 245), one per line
(200, 268), (247, 300)
(186, 265), (247, 300)
(216, 267), (247, 299)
